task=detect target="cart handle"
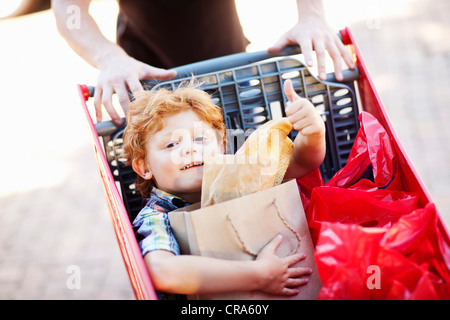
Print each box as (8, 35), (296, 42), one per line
(87, 32), (357, 97)
(144, 32), (344, 84)
(162, 45), (303, 81)
(87, 45), (305, 97)
(90, 33), (360, 136)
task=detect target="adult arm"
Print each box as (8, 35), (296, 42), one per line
(52, 0), (176, 125)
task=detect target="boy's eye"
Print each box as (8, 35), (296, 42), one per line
(194, 136), (207, 142)
(165, 142), (177, 149)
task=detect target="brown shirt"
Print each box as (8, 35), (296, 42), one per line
(116, 0), (250, 69)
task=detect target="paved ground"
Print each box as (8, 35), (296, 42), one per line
(0, 0), (448, 299)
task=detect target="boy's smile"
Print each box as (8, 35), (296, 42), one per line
(180, 162), (204, 170)
(141, 110), (224, 203)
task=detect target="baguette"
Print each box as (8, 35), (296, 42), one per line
(236, 118), (294, 185)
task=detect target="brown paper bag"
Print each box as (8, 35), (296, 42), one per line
(200, 153), (278, 208)
(169, 179), (322, 300)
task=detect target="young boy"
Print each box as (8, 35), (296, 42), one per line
(123, 79), (326, 299)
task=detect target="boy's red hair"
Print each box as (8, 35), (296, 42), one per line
(123, 82), (226, 197)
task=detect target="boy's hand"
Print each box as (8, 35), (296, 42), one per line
(284, 79), (325, 138)
(256, 234), (312, 296)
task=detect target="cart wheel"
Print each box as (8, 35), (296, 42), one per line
(0, 0), (46, 19)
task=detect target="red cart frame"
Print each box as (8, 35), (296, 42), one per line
(77, 27), (449, 300)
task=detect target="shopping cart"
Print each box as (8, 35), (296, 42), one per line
(77, 27), (449, 299)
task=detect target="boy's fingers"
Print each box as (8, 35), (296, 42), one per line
(259, 234), (283, 256)
(288, 266), (313, 278)
(292, 117), (313, 133)
(300, 124), (320, 136)
(283, 79), (300, 103)
(286, 98), (312, 119)
(286, 277), (310, 288)
(287, 105), (308, 123)
(265, 234), (283, 253)
(280, 287), (300, 296)
(284, 253), (306, 267)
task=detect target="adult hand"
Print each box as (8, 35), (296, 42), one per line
(94, 54), (177, 125)
(268, 18), (355, 82)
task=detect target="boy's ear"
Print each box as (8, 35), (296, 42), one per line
(132, 158), (153, 180)
(220, 140), (226, 154)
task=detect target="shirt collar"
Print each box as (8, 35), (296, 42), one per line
(151, 187), (191, 208)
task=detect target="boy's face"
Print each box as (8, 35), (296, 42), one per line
(137, 109), (224, 203)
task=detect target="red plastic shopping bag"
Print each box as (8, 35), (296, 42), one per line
(314, 203), (450, 300)
(307, 186), (419, 246)
(297, 111), (450, 299)
(326, 111), (403, 191)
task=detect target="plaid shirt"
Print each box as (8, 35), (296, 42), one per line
(132, 188), (191, 300)
(132, 188), (191, 257)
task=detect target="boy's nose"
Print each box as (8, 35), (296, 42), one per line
(181, 141), (200, 156)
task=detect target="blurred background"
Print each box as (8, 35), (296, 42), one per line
(0, 0), (449, 299)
